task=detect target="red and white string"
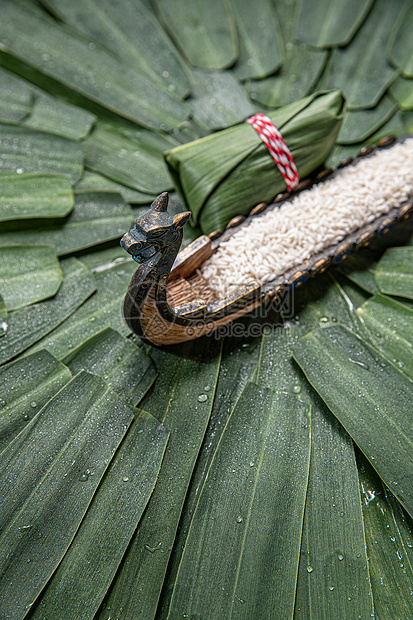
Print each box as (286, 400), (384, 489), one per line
(246, 113), (299, 191)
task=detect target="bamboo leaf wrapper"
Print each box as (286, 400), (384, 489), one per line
(165, 90), (345, 234)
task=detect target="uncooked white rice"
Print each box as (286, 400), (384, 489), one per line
(200, 139), (413, 296)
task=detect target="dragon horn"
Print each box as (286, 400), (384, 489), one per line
(151, 192), (169, 212)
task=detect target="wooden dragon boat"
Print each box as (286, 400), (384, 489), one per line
(120, 136), (413, 346)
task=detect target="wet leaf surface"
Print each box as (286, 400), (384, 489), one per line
(292, 325), (413, 519)
(0, 371), (134, 620)
(375, 247), (413, 300)
(28, 411), (169, 620)
(62, 327), (157, 407)
(98, 339), (221, 620)
(357, 294), (413, 380)
(0, 192), (133, 256)
(167, 383), (311, 619)
(0, 172), (73, 223)
(0, 245), (62, 310)
(0, 349), (72, 453)
(0, 123), (83, 182)
(0, 258), (96, 366)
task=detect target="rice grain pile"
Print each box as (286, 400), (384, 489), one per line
(200, 139), (413, 296)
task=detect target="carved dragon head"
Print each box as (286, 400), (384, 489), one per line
(120, 192), (191, 264)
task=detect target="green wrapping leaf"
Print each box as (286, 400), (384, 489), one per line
(29, 412), (169, 620)
(0, 0), (189, 130)
(0, 192), (133, 256)
(357, 453), (413, 620)
(75, 172), (156, 205)
(29, 262), (137, 360)
(357, 294), (413, 380)
(375, 247), (413, 300)
(41, 0), (191, 99)
(152, 0), (237, 70)
(0, 371), (134, 620)
(0, 66), (32, 122)
(0, 172), (73, 223)
(297, 0), (374, 48)
(98, 339), (221, 620)
(158, 336), (261, 618)
(166, 91), (345, 234)
(167, 383), (311, 619)
(187, 69), (255, 132)
(390, 75), (413, 110)
(23, 91), (96, 140)
(0, 257), (96, 366)
(230, 0), (283, 80)
(0, 349), (72, 453)
(387, 0), (413, 77)
(0, 124), (83, 182)
(84, 122), (176, 194)
(337, 96), (397, 144)
(62, 327), (157, 407)
(323, 0), (401, 109)
(0, 245), (62, 310)
(292, 325), (413, 520)
(258, 327), (373, 619)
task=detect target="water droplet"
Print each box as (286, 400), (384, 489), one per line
(307, 566), (313, 573)
(198, 394), (207, 402)
(236, 516), (243, 523)
(293, 384), (301, 394)
(349, 358), (369, 369)
(89, 316), (96, 322)
(16, 167), (24, 174)
(162, 70), (169, 78)
(329, 586), (334, 591)
(204, 385), (211, 392)
(249, 461), (254, 467)
(30, 401), (37, 408)
(0, 399), (6, 407)
(338, 554), (344, 561)
(319, 316), (329, 323)
(122, 476), (129, 483)
(80, 469), (91, 482)
(145, 542), (162, 553)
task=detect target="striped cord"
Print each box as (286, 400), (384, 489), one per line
(246, 113), (299, 191)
